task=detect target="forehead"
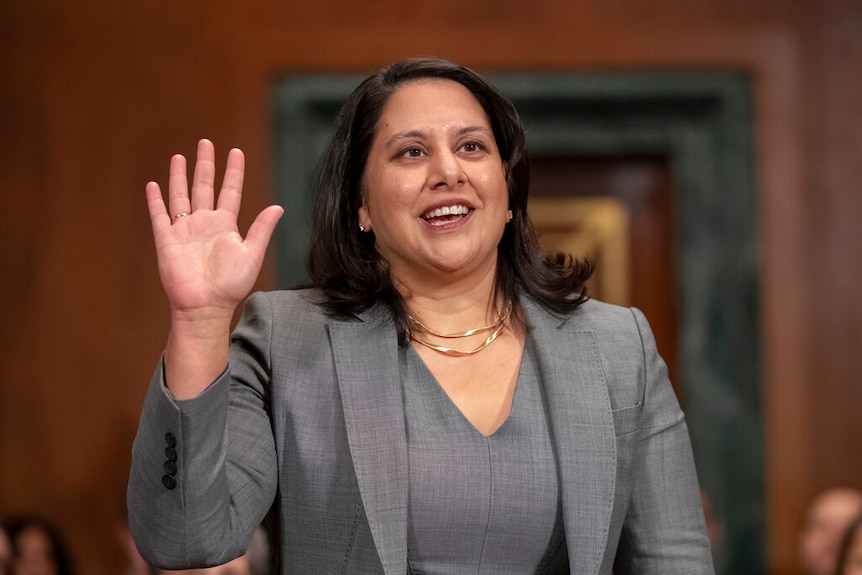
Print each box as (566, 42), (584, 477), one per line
(376, 79), (491, 133)
(809, 489), (862, 520)
(16, 526), (52, 550)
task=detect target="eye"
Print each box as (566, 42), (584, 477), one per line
(459, 140), (488, 154)
(397, 146), (424, 159)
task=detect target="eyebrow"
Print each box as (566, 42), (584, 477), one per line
(383, 125), (493, 149)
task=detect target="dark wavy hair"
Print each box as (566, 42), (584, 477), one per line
(837, 514), (862, 575)
(307, 57), (592, 344)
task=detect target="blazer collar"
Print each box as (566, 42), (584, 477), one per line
(329, 306), (408, 575)
(329, 299), (616, 575)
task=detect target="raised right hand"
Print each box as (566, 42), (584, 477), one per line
(146, 139), (284, 320)
(146, 140), (283, 398)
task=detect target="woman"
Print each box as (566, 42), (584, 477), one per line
(837, 515), (862, 575)
(128, 58), (713, 574)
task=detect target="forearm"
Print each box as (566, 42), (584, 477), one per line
(128, 357), (277, 568)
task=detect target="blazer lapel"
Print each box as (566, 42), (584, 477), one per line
(329, 307), (408, 575)
(524, 299), (617, 575)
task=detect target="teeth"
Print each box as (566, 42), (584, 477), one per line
(423, 205), (469, 219)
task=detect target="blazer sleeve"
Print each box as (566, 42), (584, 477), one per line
(127, 293), (278, 569)
(613, 308), (715, 574)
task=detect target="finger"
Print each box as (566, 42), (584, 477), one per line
(146, 181), (171, 234)
(244, 205), (285, 260)
(216, 148), (245, 216)
(168, 154), (191, 219)
(190, 139), (216, 213)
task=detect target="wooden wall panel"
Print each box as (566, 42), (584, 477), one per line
(1, 0), (860, 573)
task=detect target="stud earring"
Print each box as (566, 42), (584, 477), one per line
(506, 210), (513, 223)
(359, 223), (366, 232)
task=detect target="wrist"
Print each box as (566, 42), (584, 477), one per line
(169, 306), (235, 337)
(164, 319), (231, 400)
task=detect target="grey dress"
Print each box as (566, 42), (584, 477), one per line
(403, 338), (568, 574)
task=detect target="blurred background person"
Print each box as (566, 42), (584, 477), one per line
(0, 522), (12, 575)
(244, 524), (272, 575)
(155, 554), (250, 575)
(118, 515), (153, 575)
(153, 524), (271, 575)
(800, 486), (862, 575)
(2, 516), (75, 575)
(837, 514), (862, 575)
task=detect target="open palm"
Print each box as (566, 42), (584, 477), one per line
(146, 140), (284, 316)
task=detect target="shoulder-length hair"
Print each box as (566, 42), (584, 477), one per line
(307, 57), (592, 344)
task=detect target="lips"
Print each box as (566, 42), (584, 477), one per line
(421, 204), (471, 226)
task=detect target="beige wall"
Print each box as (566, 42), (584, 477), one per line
(2, 0), (861, 572)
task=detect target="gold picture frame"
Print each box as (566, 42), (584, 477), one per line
(528, 197), (631, 306)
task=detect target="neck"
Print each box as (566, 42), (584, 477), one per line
(394, 263), (501, 334)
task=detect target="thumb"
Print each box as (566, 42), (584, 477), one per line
(244, 205), (285, 258)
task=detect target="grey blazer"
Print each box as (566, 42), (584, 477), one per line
(128, 290), (714, 574)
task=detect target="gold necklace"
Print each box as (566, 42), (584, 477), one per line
(408, 303), (512, 357)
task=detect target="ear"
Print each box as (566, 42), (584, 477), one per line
(358, 203), (371, 232)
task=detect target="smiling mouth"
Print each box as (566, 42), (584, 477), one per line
(421, 204), (471, 227)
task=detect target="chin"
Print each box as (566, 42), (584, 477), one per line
(427, 251), (494, 276)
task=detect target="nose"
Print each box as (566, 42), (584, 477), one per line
(428, 149), (465, 190)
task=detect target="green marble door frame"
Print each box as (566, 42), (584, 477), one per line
(272, 70), (763, 573)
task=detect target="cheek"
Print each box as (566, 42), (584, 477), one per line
(369, 173), (414, 207)
(382, 185), (420, 223)
(391, 178), (415, 202)
(365, 188), (413, 234)
(479, 170), (507, 199)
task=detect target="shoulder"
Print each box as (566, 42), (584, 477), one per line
(233, 289), (341, 365)
(247, 288), (326, 319)
(528, 297), (657, 380)
(570, 298), (639, 326)
(233, 289), (329, 346)
(242, 288), (381, 337)
(547, 298), (650, 346)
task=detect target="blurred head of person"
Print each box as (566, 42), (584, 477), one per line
(156, 553), (250, 575)
(837, 515), (862, 575)
(3, 516), (74, 575)
(154, 523), (270, 575)
(801, 486), (862, 575)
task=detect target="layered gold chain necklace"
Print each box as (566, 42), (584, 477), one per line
(408, 302), (512, 357)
